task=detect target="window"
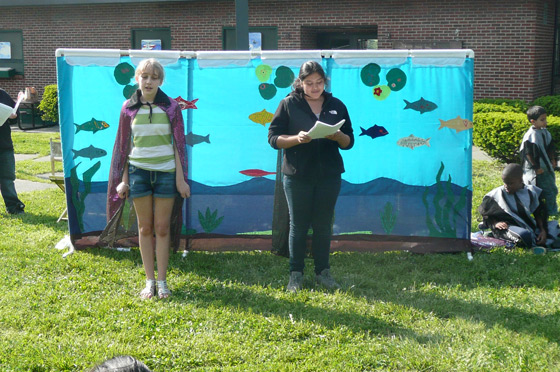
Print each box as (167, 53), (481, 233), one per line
(0, 30), (23, 76)
(131, 28), (172, 50)
(302, 26), (378, 50)
(317, 32), (378, 50)
(223, 27), (278, 50)
(554, 0), (560, 78)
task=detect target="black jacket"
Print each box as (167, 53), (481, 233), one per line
(0, 89), (17, 150)
(268, 91), (354, 178)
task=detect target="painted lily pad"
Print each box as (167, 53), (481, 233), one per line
(274, 66), (295, 88)
(123, 84), (138, 99)
(360, 63), (381, 87)
(258, 83), (277, 100)
(386, 68), (407, 91)
(255, 64), (273, 83)
(372, 85), (391, 101)
(114, 62), (135, 86)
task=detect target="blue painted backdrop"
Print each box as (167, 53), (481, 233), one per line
(56, 50), (474, 243)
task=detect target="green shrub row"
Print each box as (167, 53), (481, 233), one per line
(531, 95), (560, 117)
(473, 102), (522, 114)
(474, 95), (560, 117)
(473, 111), (560, 163)
(473, 95), (560, 162)
(474, 98), (529, 113)
(37, 84), (58, 123)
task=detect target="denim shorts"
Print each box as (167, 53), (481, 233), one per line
(128, 164), (177, 199)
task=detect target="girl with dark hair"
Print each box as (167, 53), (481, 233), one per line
(268, 60), (354, 292)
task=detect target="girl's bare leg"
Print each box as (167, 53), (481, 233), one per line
(153, 197), (175, 281)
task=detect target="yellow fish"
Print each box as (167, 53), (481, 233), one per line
(249, 109), (274, 126)
(438, 116), (473, 133)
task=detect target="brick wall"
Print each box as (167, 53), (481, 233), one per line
(0, 0), (556, 102)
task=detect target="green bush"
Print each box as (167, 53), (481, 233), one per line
(38, 84), (58, 123)
(473, 102), (522, 114)
(475, 98), (528, 113)
(531, 95), (560, 117)
(473, 111), (560, 163)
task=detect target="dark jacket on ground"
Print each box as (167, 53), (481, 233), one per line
(268, 91), (354, 179)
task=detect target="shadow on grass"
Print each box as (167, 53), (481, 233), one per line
(3, 209), (69, 234)
(76, 241), (560, 345)
(172, 250), (560, 345)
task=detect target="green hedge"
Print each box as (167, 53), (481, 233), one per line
(475, 98), (528, 113)
(473, 102), (522, 114)
(473, 111), (560, 163)
(38, 84), (59, 123)
(531, 95), (560, 117)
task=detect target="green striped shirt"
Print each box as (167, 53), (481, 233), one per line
(129, 104), (175, 172)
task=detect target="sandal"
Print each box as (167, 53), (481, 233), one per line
(140, 279), (156, 299)
(157, 280), (171, 299)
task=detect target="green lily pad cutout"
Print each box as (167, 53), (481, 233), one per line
(372, 85), (391, 101)
(255, 64), (273, 83)
(258, 83), (277, 100)
(386, 68), (407, 91)
(114, 62), (135, 86)
(123, 84), (138, 99)
(274, 66), (295, 88)
(360, 63), (381, 87)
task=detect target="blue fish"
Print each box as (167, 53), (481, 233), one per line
(186, 132), (210, 146)
(359, 125), (388, 139)
(72, 145), (107, 160)
(403, 97), (438, 114)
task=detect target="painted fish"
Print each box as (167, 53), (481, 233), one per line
(174, 96), (198, 110)
(397, 134), (431, 150)
(403, 97), (438, 114)
(438, 116), (473, 133)
(240, 169), (276, 177)
(359, 124), (388, 139)
(72, 144), (107, 160)
(186, 132), (210, 146)
(249, 109), (274, 126)
(74, 118), (109, 134)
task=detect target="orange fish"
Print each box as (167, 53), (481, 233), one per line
(438, 116), (473, 133)
(249, 109), (274, 126)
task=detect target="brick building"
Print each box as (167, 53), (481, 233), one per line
(0, 0), (559, 102)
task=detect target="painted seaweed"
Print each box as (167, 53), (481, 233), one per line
(69, 161), (101, 232)
(422, 162), (468, 238)
(198, 207), (224, 233)
(70, 163), (84, 231)
(381, 201), (398, 234)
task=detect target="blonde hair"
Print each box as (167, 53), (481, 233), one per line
(135, 58), (165, 82)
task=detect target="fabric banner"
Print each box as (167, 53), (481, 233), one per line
(56, 49), (474, 250)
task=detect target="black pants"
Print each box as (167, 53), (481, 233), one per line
(283, 174), (341, 274)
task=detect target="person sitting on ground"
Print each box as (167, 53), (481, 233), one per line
(478, 163), (560, 252)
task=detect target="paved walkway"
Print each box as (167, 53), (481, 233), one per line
(12, 123), (62, 193)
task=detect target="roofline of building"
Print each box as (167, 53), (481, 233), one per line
(0, 0), (224, 6)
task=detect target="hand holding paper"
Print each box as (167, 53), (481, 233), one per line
(307, 119), (345, 139)
(0, 92), (24, 127)
(13, 91), (24, 113)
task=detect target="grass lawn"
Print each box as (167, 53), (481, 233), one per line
(1, 134), (560, 371)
